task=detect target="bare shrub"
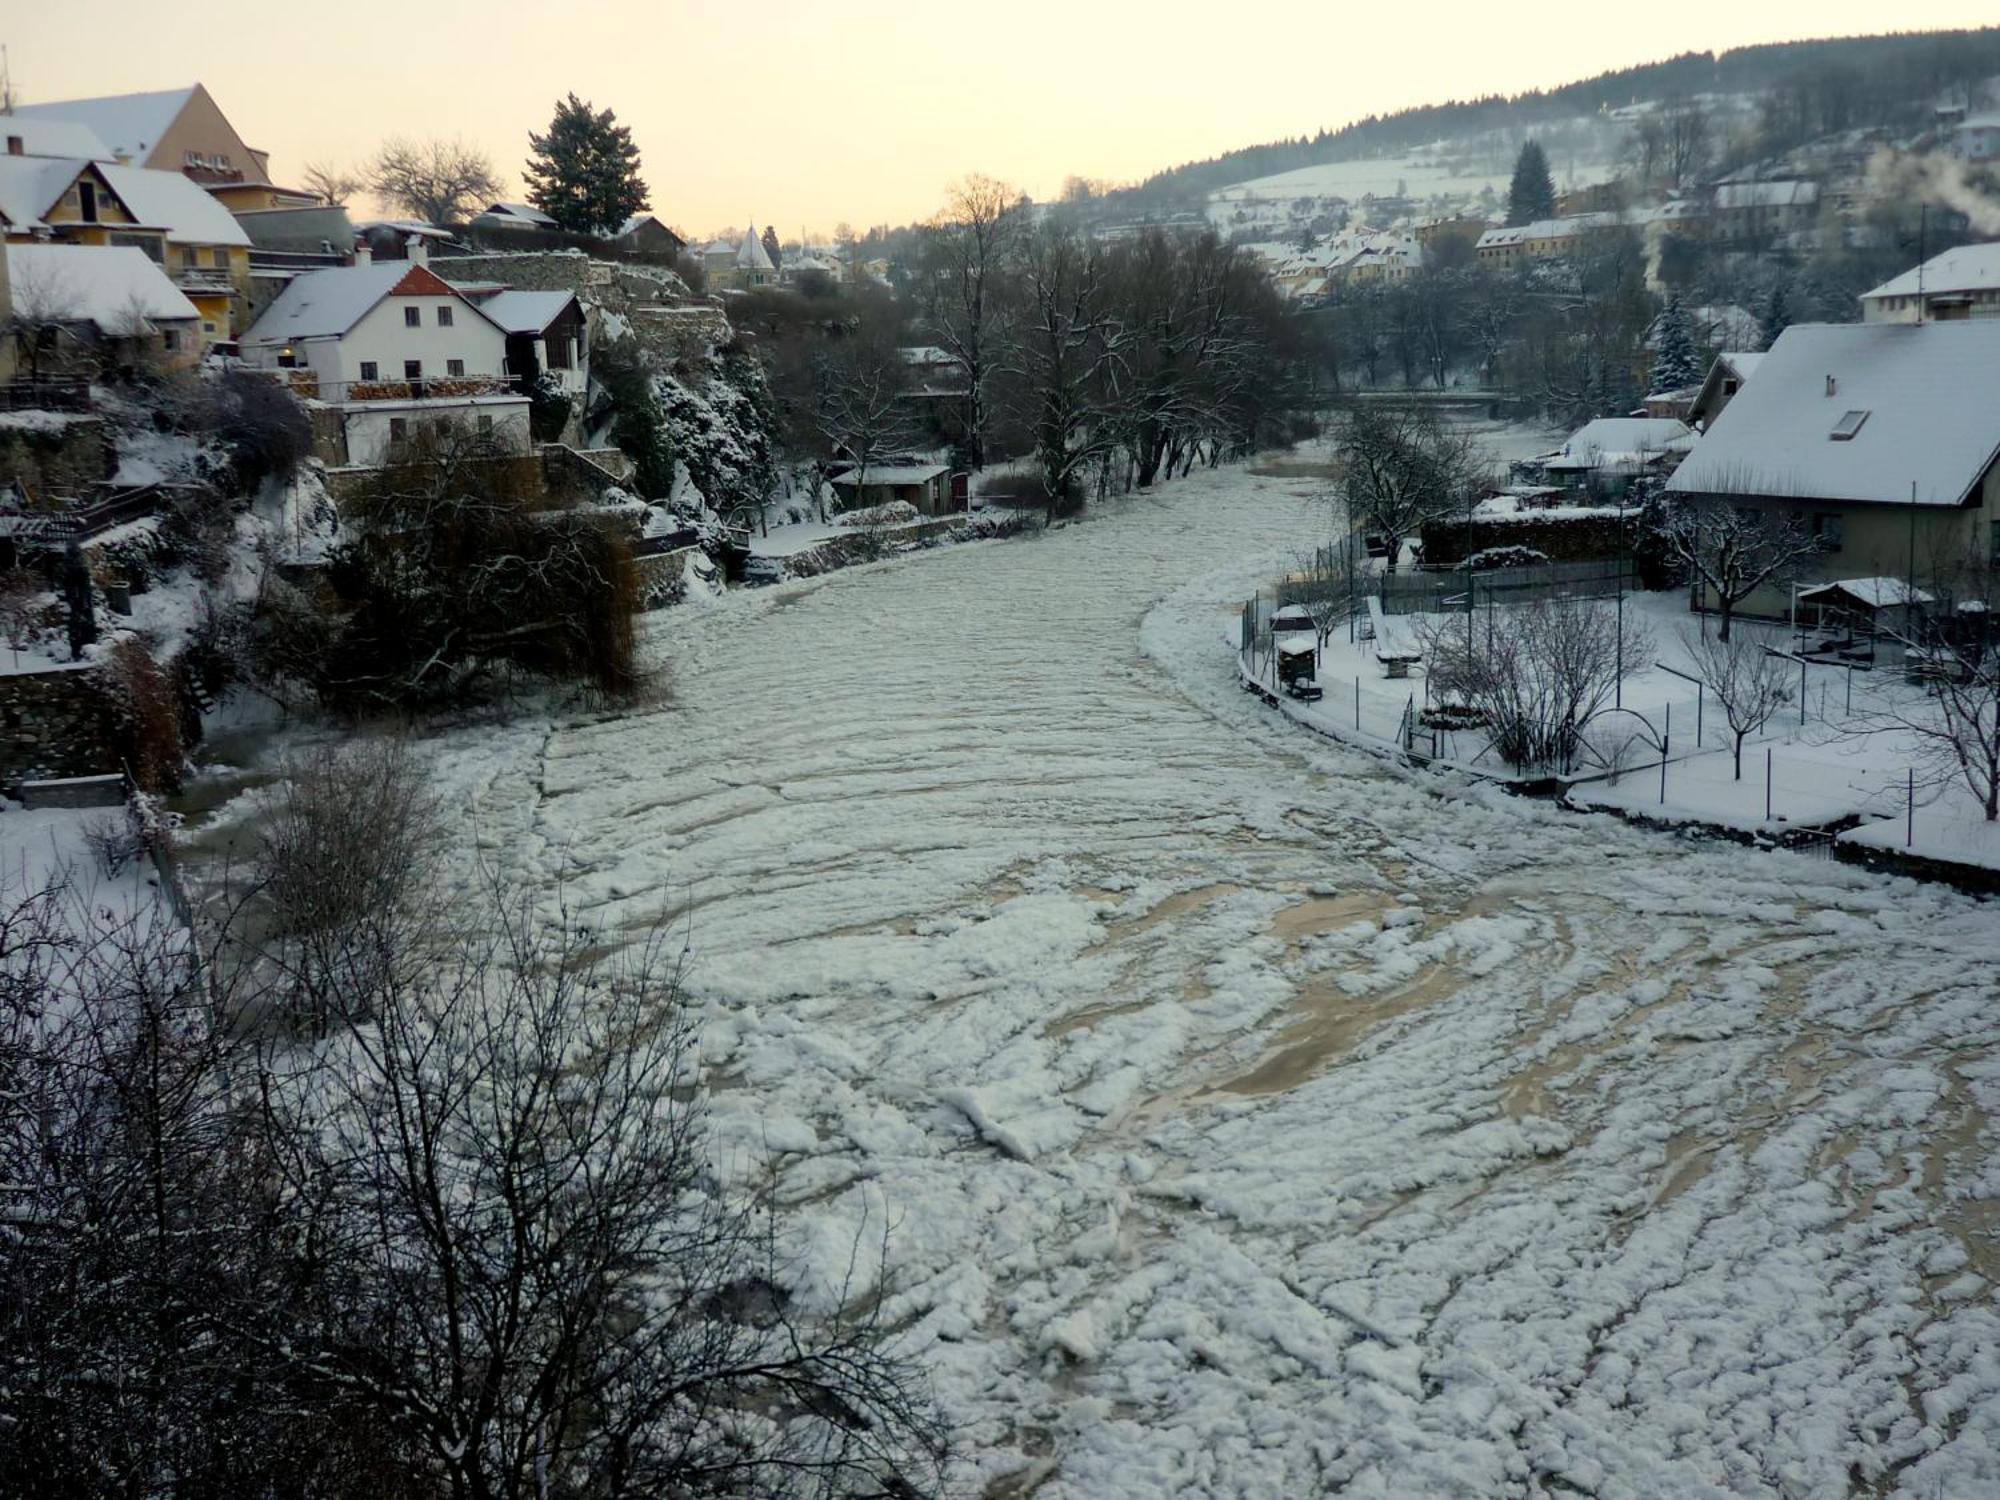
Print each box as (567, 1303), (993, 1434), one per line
(1422, 595), (1651, 772)
(1679, 624), (1793, 779)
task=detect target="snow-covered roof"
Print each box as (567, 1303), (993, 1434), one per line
(1542, 418), (1694, 470)
(481, 201), (557, 227)
(96, 162), (250, 245)
(898, 345), (956, 368)
(1476, 213), (1618, 249)
(832, 463), (947, 486)
(0, 155), (77, 230)
(1796, 578), (1935, 609)
(0, 115), (116, 161)
(10, 87), (198, 165)
(612, 213), (676, 240)
(1861, 243), (2000, 303)
(1668, 320), (2000, 508)
(3, 242), (199, 326)
(475, 289), (576, 334)
(242, 260), (497, 346)
(735, 223), (774, 272)
(1713, 180), (1818, 210)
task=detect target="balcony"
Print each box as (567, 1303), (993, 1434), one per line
(173, 267), (239, 296)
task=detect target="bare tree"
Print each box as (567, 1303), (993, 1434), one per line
(1660, 493), (1823, 642)
(365, 136), (503, 225)
(0, 568), (44, 667)
(255, 889), (951, 1500)
(4, 253), (82, 386)
(917, 176), (1024, 470)
(301, 159), (364, 207)
(1678, 623), (1793, 778)
(1847, 557), (2000, 821)
(1420, 594), (1650, 772)
(1284, 542), (1360, 650)
(1003, 223), (1126, 520)
(799, 338), (913, 522)
(1335, 403), (1486, 574)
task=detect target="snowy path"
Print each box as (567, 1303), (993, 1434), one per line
(428, 467), (2000, 1498)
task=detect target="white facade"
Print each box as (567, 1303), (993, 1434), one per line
(338, 394), (531, 467)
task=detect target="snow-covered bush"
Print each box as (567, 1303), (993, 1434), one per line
(1465, 544), (1550, 571)
(836, 499), (920, 528)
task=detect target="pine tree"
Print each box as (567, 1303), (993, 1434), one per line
(761, 225), (781, 269)
(524, 94), (649, 236)
(1506, 140), (1556, 227)
(1649, 296), (1702, 394)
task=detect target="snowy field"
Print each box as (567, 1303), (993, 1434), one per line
(209, 463), (1998, 1496)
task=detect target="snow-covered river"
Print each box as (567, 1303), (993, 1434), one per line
(427, 463), (1998, 1498)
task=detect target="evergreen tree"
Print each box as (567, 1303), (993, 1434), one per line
(524, 93), (649, 235)
(1506, 140), (1556, 226)
(761, 224), (782, 269)
(1649, 295), (1702, 394)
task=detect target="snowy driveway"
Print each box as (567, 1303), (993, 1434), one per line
(433, 467), (1999, 1498)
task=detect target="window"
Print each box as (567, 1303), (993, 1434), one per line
(477, 415), (494, 435)
(202, 321), (216, 334)
(358, 360), (379, 382)
(1829, 409), (1870, 440)
(181, 245), (198, 268)
(403, 360), (422, 380)
(211, 248), (229, 270)
(546, 335), (572, 370)
(389, 418), (408, 442)
(446, 358), (465, 377)
(436, 306), (453, 327)
(1812, 514), (1845, 552)
(162, 330), (180, 352)
(1991, 520), (2000, 566)
(78, 180), (97, 222)
(404, 306), (422, 328)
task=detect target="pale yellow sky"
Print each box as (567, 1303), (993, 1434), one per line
(7, 2), (1997, 235)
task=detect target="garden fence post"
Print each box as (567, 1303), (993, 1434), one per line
(1907, 767), (1914, 847)
(1766, 747), (1773, 822)
(1354, 677), (1361, 732)
(1800, 659), (1807, 725)
(1660, 702), (1670, 806)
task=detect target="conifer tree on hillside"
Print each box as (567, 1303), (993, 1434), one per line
(524, 93), (649, 235)
(1506, 140), (1556, 226)
(761, 224), (782, 268)
(1650, 295), (1702, 394)
(1758, 279), (1792, 351)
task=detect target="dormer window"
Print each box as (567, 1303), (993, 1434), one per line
(1829, 409), (1870, 440)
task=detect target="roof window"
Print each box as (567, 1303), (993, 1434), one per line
(1829, 409), (1870, 440)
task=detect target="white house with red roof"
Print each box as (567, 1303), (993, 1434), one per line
(239, 245), (529, 465)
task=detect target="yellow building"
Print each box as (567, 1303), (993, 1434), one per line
(9, 84), (318, 211)
(0, 155), (252, 342)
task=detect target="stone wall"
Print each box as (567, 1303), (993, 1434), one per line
(0, 662), (119, 788)
(0, 413), (111, 501)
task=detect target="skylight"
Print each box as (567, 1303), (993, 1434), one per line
(1829, 409), (1870, 440)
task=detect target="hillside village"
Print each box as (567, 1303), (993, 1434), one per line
(6, 22), (2000, 1500)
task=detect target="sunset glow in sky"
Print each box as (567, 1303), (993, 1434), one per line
(8, 1), (1998, 237)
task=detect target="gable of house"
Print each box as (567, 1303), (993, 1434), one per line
(1668, 321), (2000, 508)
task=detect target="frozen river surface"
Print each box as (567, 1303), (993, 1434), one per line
(431, 465), (2000, 1498)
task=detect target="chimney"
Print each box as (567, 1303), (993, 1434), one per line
(352, 241), (372, 267)
(405, 233), (428, 267)
(1825, 374), (1837, 397)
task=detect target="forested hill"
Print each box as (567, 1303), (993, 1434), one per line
(1126, 27), (2000, 204)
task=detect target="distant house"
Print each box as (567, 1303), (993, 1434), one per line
(829, 462), (953, 516)
(8, 83), (318, 210)
(1, 242), (201, 380)
(606, 214), (685, 260)
(1685, 351), (1763, 431)
(1860, 243), (2000, 324)
(1945, 113), (2000, 163)
(471, 202), (559, 233)
(238, 245), (528, 466)
(0, 154), (252, 340)
(1709, 181), (1818, 244)
(1474, 213), (1621, 266)
(706, 224), (776, 291)
(1528, 417), (1695, 500)
(1666, 320), (2000, 621)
